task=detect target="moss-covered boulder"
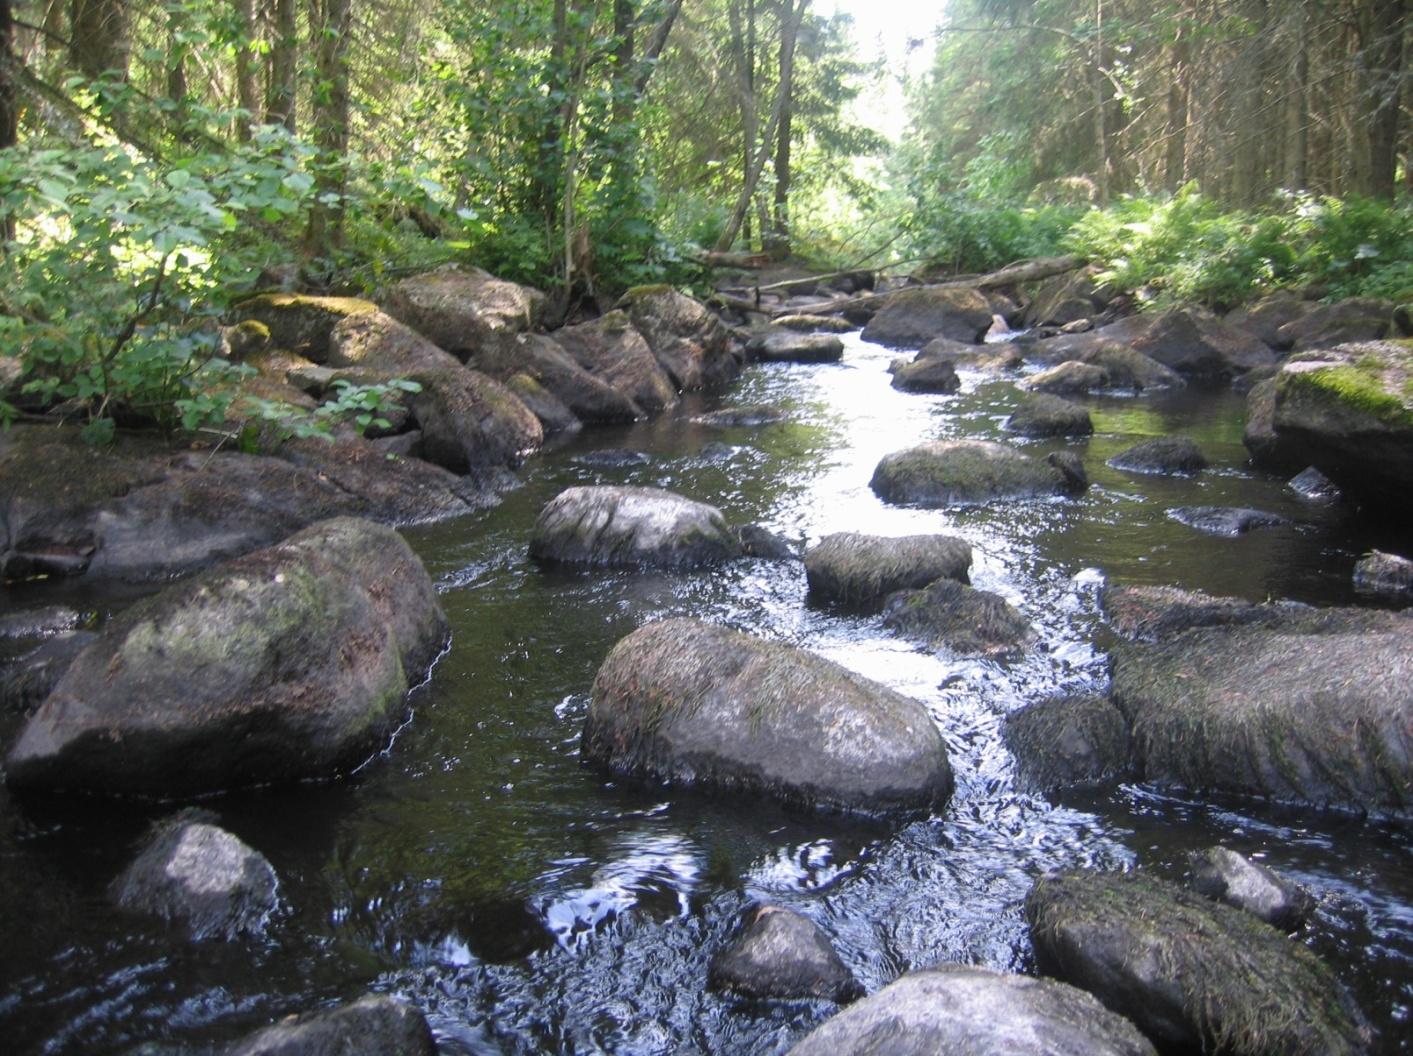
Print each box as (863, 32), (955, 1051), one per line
(619, 285), (740, 391)
(860, 286), (994, 349)
(228, 994), (437, 1056)
(1022, 360), (1110, 395)
(5, 518), (447, 797)
(232, 294), (379, 362)
(1003, 694), (1135, 793)
(803, 532), (971, 611)
(1026, 869), (1369, 1055)
(1129, 308), (1277, 378)
(1005, 393), (1094, 437)
(1107, 437), (1207, 475)
(585, 618), (953, 814)
(1109, 606), (1413, 816)
(891, 357), (961, 393)
(786, 965), (1158, 1056)
(551, 311), (679, 415)
(709, 905), (861, 1002)
(529, 486), (742, 569)
(381, 263), (547, 355)
(1268, 341), (1413, 513)
(1188, 846), (1316, 930)
(882, 578), (1034, 657)
(1275, 297), (1394, 352)
(871, 439), (1085, 507)
(1100, 584), (1306, 642)
(745, 331), (846, 363)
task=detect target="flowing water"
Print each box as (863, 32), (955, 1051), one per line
(2, 332), (1411, 1054)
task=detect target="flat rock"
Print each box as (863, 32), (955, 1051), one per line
(1026, 869), (1369, 1055)
(585, 618), (953, 814)
(746, 331), (845, 363)
(1107, 437), (1208, 475)
(381, 263), (547, 355)
(529, 486), (741, 569)
(1100, 584), (1306, 642)
(1003, 694), (1134, 793)
(1168, 506), (1288, 536)
(1188, 846), (1316, 930)
(1005, 394), (1093, 437)
(871, 440), (1085, 507)
(861, 286), (994, 349)
(786, 964), (1157, 1056)
(804, 532), (972, 611)
(227, 994), (437, 1056)
(883, 579), (1034, 657)
(709, 905), (861, 1002)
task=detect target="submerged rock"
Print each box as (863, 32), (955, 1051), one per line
(5, 518), (447, 797)
(803, 532), (972, 611)
(1026, 869), (1369, 1056)
(871, 439), (1086, 507)
(709, 905), (861, 1002)
(382, 263), (547, 355)
(529, 486), (741, 569)
(227, 994), (437, 1056)
(111, 814), (278, 941)
(1021, 360), (1110, 395)
(1288, 466), (1341, 502)
(1169, 506), (1289, 536)
(1353, 550), (1413, 602)
(736, 524), (797, 561)
(891, 358), (961, 394)
(882, 579), (1034, 657)
(1188, 846), (1316, 930)
(1003, 694), (1134, 793)
(0, 605), (83, 639)
(584, 618), (953, 814)
(573, 448), (652, 468)
(1005, 394), (1093, 438)
(0, 631), (97, 714)
(1107, 437), (1207, 475)
(861, 286), (994, 349)
(786, 964), (1158, 1056)
(693, 404), (790, 427)
(746, 331), (845, 363)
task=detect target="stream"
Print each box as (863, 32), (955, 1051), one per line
(2, 331), (1411, 1054)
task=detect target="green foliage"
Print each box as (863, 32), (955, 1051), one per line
(906, 192), (1085, 274)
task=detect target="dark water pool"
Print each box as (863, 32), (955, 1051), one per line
(2, 333), (1410, 1054)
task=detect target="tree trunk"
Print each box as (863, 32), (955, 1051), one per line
(265, 0), (298, 132)
(1163, 18), (1190, 191)
(727, 0), (759, 249)
(1090, 0), (1110, 205)
(306, 0), (352, 255)
(234, 0), (259, 140)
(1285, 2), (1309, 190)
(1359, 0), (1404, 198)
(770, 1), (797, 254)
(612, 0), (634, 127)
(166, 3), (188, 103)
(69, 0), (128, 80)
(1, 0), (16, 243)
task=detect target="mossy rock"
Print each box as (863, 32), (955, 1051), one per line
(883, 578), (1034, 657)
(891, 357), (961, 393)
(1005, 393), (1094, 437)
(1003, 694), (1134, 793)
(529, 486), (742, 569)
(585, 617), (953, 815)
(381, 263), (547, 356)
(1100, 584), (1306, 642)
(1026, 869), (1370, 1055)
(871, 439), (1083, 507)
(804, 532), (972, 611)
(1107, 437), (1207, 476)
(233, 294), (379, 362)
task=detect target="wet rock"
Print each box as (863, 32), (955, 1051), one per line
(227, 994), (436, 1056)
(5, 518), (447, 797)
(1108, 606), (1413, 816)
(232, 294), (379, 362)
(709, 905), (861, 1002)
(1232, 362), (1278, 395)
(552, 311), (679, 416)
(882, 578), (1034, 657)
(861, 286), (994, 349)
(1169, 506), (1288, 536)
(1188, 846), (1316, 930)
(1275, 297), (1393, 352)
(0, 605), (83, 639)
(1353, 550), (1413, 602)
(504, 372), (581, 434)
(1046, 450), (1089, 493)
(693, 404), (789, 427)
(786, 964), (1158, 1056)
(468, 331), (643, 425)
(574, 448), (652, 468)
(773, 314), (856, 333)
(1059, 317), (1093, 334)
(585, 618), (953, 814)
(1026, 869), (1369, 1055)
(1022, 360), (1110, 395)
(529, 486), (741, 569)
(1130, 308), (1277, 377)
(111, 815), (277, 941)
(803, 532), (972, 611)
(1225, 292), (1312, 349)
(891, 358), (961, 394)
(1268, 341), (1413, 515)
(619, 285), (740, 391)
(1107, 437), (1208, 475)
(1100, 584), (1306, 642)
(382, 263), (547, 355)
(746, 331), (845, 363)
(0, 631), (97, 713)
(1288, 466), (1341, 502)
(736, 525), (797, 561)
(1003, 694), (1134, 793)
(1077, 342), (1184, 391)
(917, 336), (1024, 371)
(1005, 394), (1093, 438)
(369, 430), (424, 460)
(1242, 377), (1300, 472)
(871, 439), (1086, 507)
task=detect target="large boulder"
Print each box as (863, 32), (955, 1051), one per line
(5, 518), (447, 797)
(1187, 846), (1316, 930)
(1003, 694), (1134, 793)
(1108, 606), (1413, 816)
(1242, 377), (1301, 471)
(1021, 269), (1104, 329)
(861, 287), (994, 349)
(1021, 360), (1110, 395)
(1275, 297), (1393, 352)
(468, 331), (642, 425)
(1129, 308), (1277, 377)
(1026, 869), (1369, 1056)
(0, 425), (484, 583)
(709, 905), (861, 1002)
(619, 285), (740, 391)
(1225, 292), (1313, 349)
(1027, 333), (1183, 391)
(916, 336), (1024, 372)
(111, 814), (278, 941)
(882, 579), (1034, 657)
(1005, 394), (1093, 437)
(1267, 341), (1413, 514)
(529, 486), (742, 569)
(232, 295), (379, 363)
(786, 965), (1157, 1056)
(891, 358), (961, 394)
(381, 263), (547, 355)
(871, 440), (1086, 507)
(746, 331), (846, 363)
(1100, 584), (1305, 642)
(584, 618), (953, 814)
(1107, 437), (1208, 475)
(551, 311), (679, 415)
(803, 532), (972, 611)
(227, 994), (437, 1056)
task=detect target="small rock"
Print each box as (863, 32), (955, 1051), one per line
(773, 314), (856, 333)
(736, 525), (797, 561)
(1288, 466), (1341, 502)
(803, 532), (972, 611)
(891, 358), (961, 394)
(1003, 694), (1134, 793)
(1353, 550), (1413, 601)
(1188, 846), (1316, 930)
(574, 448), (652, 468)
(1169, 506), (1289, 536)
(709, 905), (861, 1002)
(1005, 394), (1093, 437)
(746, 331), (845, 363)
(1107, 437), (1208, 475)
(0, 605), (84, 639)
(111, 814), (278, 941)
(1046, 450), (1090, 494)
(882, 578), (1034, 657)
(1021, 361), (1110, 395)
(227, 994), (436, 1056)
(693, 405), (790, 428)
(1059, 317), (1093, 333)
(529, 486), (742, 569)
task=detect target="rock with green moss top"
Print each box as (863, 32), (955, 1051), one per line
(883, 578), (1034, 657)
(804, 532), (971, 611)
(1109, 606), (1413, 816)
(233, 294), (379, 362)
(618, 286), (740, 391)
(891, 357), (961, 393)
(1003, 694), (1134, 793)
(4, 517), (447, 797)
(530, 486), (742, 569)
(585, 617), (953, 814)
(381, 263), (547, 355)
(551, 311), (679, 415)
(1026, 869), (1369, 1056)
(860, 286), (993, 349)
(1005, 393), (1093, 437)
(787, 964), (1157, 1056)
(871, 439), (1086, 507)
(1269, 341), (1413, 512)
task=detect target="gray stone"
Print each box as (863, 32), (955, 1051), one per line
(227, 994), (436, 1056)
(861, 287), (994, 349)
(871, 440), (1084, 507)
(1275, 297), (1393, 352)
(1288, 466), (1341, 502)
(773, 314), (856, 333)
(1188, 846), (1316, 930)
(529, 486), (742, 569)
(552, 311), (679, 415)
(382, 263), (547, 355)
(0, 631), (97, 714)
(692, 405), (790, 427)
(1169, 506), (1288, 536)
(619, 286), (740, 391)
(804, 532), (972, 611)
(917, 336), (1024, 372)
(1130, 308), (1277, 377)
(746, 331), (845, 363)
(1353, 550), (1413, 601)
(1100, 584), (1307, 642)
(1004, 694), (1134, 793)
(0, 605), (83, 639)
(1021, 360), (1110, 395)
(1107, 437), (1208, 475)
(736, 525), (797, 561)
(710, 906), (861, 1002)
(468, 331), (643, 424)
(883, 579), (1034, 657)
(1005, 394), (1093, 437)
(891, 358), (961, 394)
(1225, 292), (1313, 349)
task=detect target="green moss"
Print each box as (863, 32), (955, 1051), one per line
(1286, 364), (1413, 427)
